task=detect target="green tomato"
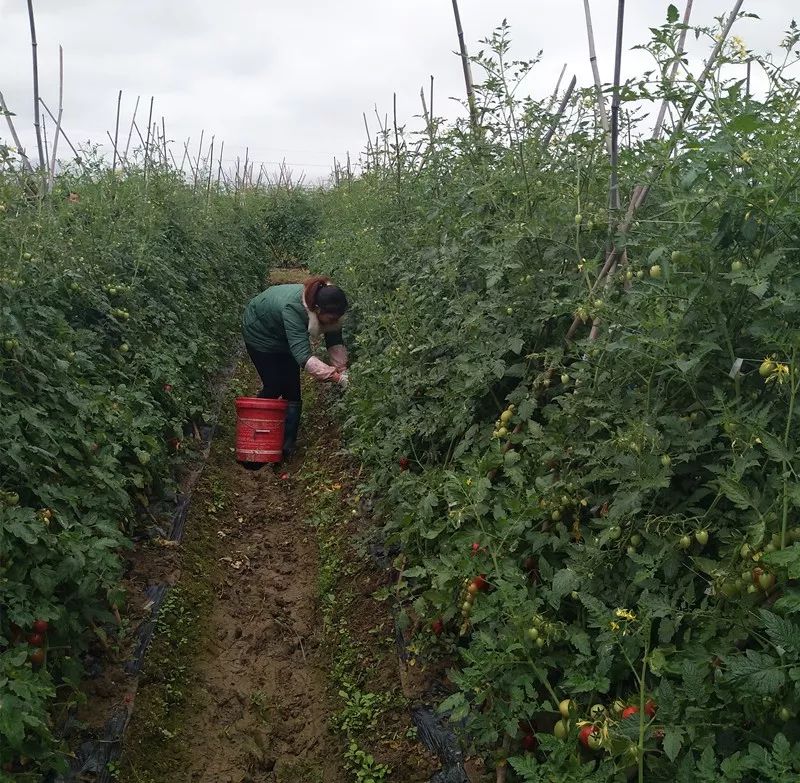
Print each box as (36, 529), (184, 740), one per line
(731, 260), (744, 272)
(553, 719), (569, 740)
(660, 454), (671, 467)
(678, 535), (692, 550)
(649, 264), (662, 279)
(527, 627), (539, 641)
(695, 530), (709, 547)
(629, 534), (642, 547)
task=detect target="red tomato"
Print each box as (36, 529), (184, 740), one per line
(621, 706), (639, 719)
(578, 724), (600, 749)
(472, 574), (490, 592)
(431, 618), (444, 636)
(163, 383), (173, 393)
(27, 633), (45, 648)
(521, 733), (538, 752)
(29, 649), (45, 666)
(645, 699), (657, 718)
(399, 457), (410, 471)
(32, 619), (49, 634)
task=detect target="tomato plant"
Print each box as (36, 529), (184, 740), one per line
(317, 10), (800, 783)
(0, 160), (316, 773)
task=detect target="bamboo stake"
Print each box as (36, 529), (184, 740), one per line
(182, 139), (198, 180)
(545, 64), (567, 114)
(111, 90), (122, 173)
(1, 91), (35, 174)
(541, 75), (577, 149)
(216, 140), (224, 187)
(131, 120), (147, 150)
(123, 95), (140, 159)
(161, 116), (167, 166)
(106, 131), (126, 173)
(362, 111), (373, 159)
(193, 129), (205, 190)
(40, 98), (81, 165)
(242, 145), (249, 189)
(393, 92), (403, 201)
(179, 136), (190, 172)
(567, 0), (744, 342)
(609, 0), (626, 211)
(26, 0), (46, 174)
(651, 0), (694, 142)
(41, 114), (49, 171)
(633, 0), (742, 209)
(143, 96), (154, 183)
(451, 0), (477, 128)
(47, 46), (64, 188)
(205, 135), (214, 202)
(582, 0), (612, 158)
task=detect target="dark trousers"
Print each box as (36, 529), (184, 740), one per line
(245, 345), (301, 401)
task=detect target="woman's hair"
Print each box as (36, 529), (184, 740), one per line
(304, 276), (348, 317)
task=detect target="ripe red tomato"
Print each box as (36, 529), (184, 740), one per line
(621, 706), (639, 719)
(578, 724), (600, 749)
(29, 649), (45, 666)
(163, 383), (173, 393)
(27, 633), (45, 648)
(472, 574), (490, 592)
(645, 699), (657, 718)
(471, 542), (480, 555)
(32, 620), (49, 634)
(399, 457), (410, 471)
(431, 618), (444, 636)
(521, 733), (538, 752)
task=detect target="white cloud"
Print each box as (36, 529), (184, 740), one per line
(0, 0), (792, 184)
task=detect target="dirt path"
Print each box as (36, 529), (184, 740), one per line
(191, 456), (341, 781)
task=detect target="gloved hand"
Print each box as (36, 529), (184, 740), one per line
(338, 371), (349, 389)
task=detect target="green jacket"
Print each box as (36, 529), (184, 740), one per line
(242, 283), (343, 367)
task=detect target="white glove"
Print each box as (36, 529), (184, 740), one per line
(305, 356), (339, 382)
(338, 371), (349, 389)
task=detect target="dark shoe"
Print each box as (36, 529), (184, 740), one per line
(238, 460), (267, 472)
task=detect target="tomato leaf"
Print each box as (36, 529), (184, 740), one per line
(663, 726), (685, 762)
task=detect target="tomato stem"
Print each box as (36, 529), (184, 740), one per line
(781, 348), (797, 551)
(638, 632), (650, 783)
(525, 654), (559, 705)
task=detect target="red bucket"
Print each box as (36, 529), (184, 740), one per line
(235, 397), (289, 464)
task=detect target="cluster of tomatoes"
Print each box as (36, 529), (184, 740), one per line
(461, 573), (490, 623)
(526, 613), (564, 651)
(492, 404), (515, 439)
(547, 697), (657, 752)
(8, 620), (49, 666)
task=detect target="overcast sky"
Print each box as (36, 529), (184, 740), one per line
(0, 1), (792, 184)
